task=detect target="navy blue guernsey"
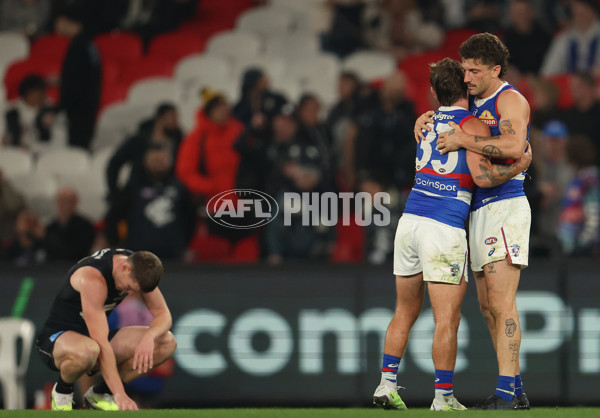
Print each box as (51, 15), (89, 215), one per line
(42, 248), (131, 335)
(468, 82), (530, 210)
(403, 106), (476, 228)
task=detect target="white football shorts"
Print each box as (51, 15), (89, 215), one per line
(393, 213), (468, 284)
(469, 196), (531, 272)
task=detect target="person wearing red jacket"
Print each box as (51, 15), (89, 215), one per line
(175, 91), (244, 202)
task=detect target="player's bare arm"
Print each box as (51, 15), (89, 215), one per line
(468, 144), (532, 188)
(134, 288), (173, 374)
(74, 267), (139, 411)
(437, 90), (530, 158)
(414, 110), (435, 143)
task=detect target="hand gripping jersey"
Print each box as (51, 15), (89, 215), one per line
(41, 248), (132, 335)
(469, 82), (530, 211)
(403, 106), (476, 228)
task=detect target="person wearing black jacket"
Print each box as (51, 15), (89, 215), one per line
(106, 103), (182, 201)
(105, 144), (195, 260)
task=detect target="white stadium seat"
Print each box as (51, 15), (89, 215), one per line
(342, 50), (397, 81)
(271, 77), (302, 103)
(0, 147), (33, 178)
(10, 171), (58, 222)
(236, 6), (296, 37)
(57, 172), (107, 221)
(175, 54), (232, 84)
(265, 33), (320, 58)
(91, 102), (155, 151)
(303, 75), (338, 108)
(206, 31), (262, 59)
(0, 32), (29, 68)
(232, 54), (287, 83)
(127, 77), (183, 107)
(288, 53), (341, 85)
(35, 147), (90, 179)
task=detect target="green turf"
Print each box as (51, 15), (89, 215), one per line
(1, 408), (599, 418)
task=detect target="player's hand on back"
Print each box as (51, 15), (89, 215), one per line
(414, 110), (435, 143)
(437, 121), (467, 154)
(132, 332), (155, 374)
(113, 392), (138, 410)
(514, 143), (532, 172)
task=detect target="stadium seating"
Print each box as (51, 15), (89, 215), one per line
(0, 33), (29, 69)
(232, 54), (287, 83)
(57, 172), (107, 221)
(287, 53), (340, 85)
(35, 147), (91, 180)
(440, 28), (478, 59)
(546, 74), (575, 109)
(118, 56), (174, 90)
(302, 74), (338, 107)
(0, 147), (33, 178)
(265, 33), (320, 58)
(127, 77), (183, 107)
(3, 57), (62, 100)
(10, 171), (59, 221)
(91, 102), (155, 151)
(30, 34), (70, 62)
(94, 32), (143, 68)
(148, 31), (207, 63)
(399, 50), (448, 85)
(342, 50), (397, 82)
(236, 6), (296, 36)
(0, 318), (35, 410)
(206, 30), (262, 58)
(174, 54), (233, 87)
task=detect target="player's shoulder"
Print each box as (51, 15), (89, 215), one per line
(497, 86), (530, 107)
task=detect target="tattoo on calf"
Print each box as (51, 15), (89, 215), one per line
(509, 340), (519, 362)
(505, 318), (517, 337)
(482, 145), (503, 158)
(499, 120), (516, 135)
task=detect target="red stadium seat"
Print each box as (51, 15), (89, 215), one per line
(30, 34), (70, 62)
(94, 32), (143, 67)
(3, 57), (62, 100)
(148, 31), (206, 62)
(545, 74), (574, 109)
(230, 235), (260, 263)
(330, 217), (365, 263)
(118, 56), (174, 89)
(399, 50), (447, 85)
(441, 28), (478, 59)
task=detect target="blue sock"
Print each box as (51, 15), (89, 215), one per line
(514, 375), (523, 397)
(434, 369), (454, 397)
(381, 354), (401, 384)
(495, 375), (515, 401)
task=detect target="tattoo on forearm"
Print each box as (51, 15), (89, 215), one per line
(482, 145), (503, 158)
(505, 318), (517, 337)
(476, 163), (513, 186)
(474, 135), (500, 143)
(499, 120), (516, 135)
(509, 340), (519, 362)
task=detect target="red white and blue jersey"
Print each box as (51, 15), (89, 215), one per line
(404, 106), (476, 229)
(469, 82), (530, 211)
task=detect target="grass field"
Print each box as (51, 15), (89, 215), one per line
(1, 408), (599, 418)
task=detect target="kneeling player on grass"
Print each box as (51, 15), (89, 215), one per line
(35, 249), (177, 411)
(372, 58), (531, 411)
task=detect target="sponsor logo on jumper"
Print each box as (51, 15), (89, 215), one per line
(479, 110), (497, 126)
(485, 237), (498, 245)
(415, 178), (457, 192)
(488, 248), (496, 257)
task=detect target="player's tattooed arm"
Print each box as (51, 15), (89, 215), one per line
(499, 119), (516, 135)
(468, 145), (532, 188)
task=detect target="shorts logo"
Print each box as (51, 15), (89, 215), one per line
(510, 244), (520, 258)
(450, 264), (460, 277)
(485, 237), (498, 245)
(488, 248), (495, 257)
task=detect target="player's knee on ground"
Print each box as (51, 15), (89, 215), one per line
(65, 340), (100, 373)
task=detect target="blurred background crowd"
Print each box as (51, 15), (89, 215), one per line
(0, 0), (599, 267)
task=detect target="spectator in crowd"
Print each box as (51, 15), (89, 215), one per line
(235, 100), (295, 192)
(0, 0), (50, 38)
(2, 75), (66, 152)
(354, 71), (416, 194)
(0, 169), (26, 250)
(464, 0), (504, 33)
(561, 72), (600, 163)
(322, 0), (366, 57)
(106, 144), (196, 260)
(541, 0), (600, 76)
(176, 89), (244, 204)
(534, 121), (574, 254)
(43, 187), (95, 261)
(357, 171), (403, 265)
(530, 76), (561, 130)
(265, 95), (335, 264)
(106, 103), (182, 201)
(55, 7), (101, 149)
(232, 68), (286, 128)
(558, 134), (600, 256)
(503, 0), (551, 76)
(6, 208), (46, 265)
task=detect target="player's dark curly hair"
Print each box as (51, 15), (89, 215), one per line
(459, 33), (510, 78)
(429, 58), (467, 107)
(128, 251), (163, 293)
